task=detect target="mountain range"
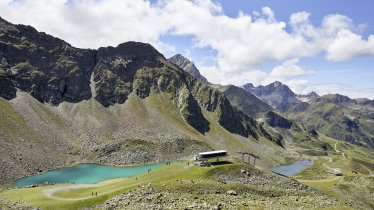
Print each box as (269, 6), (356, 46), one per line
(242, 80), (374, 148)
(0, 16), (373, 187)
(170, 54), (374, 148)
(0, 17), (284, 184)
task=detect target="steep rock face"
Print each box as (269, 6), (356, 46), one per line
(243, 81), (300, 112)
(93, 42), (165, 107)
(168, 54), (209, 84)
(0, 56), (16, 99)
(265, 111), (292, 129)
(192, 82), (264, 139)
(123, 61), (211, 134)
(215, 85), (273, 118)
(0, 17), (96, 104)
(178, 86), (210, 134)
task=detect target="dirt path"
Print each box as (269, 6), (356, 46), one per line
(297, 176), (342, 183)
(42, 183), (106, 201)
(334, 143), (345, 157)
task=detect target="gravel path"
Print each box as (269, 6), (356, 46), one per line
(42, 184), (105, 201)
(335, 143), (345, 157)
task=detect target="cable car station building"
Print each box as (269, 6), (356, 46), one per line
(196, 150), (228, 161)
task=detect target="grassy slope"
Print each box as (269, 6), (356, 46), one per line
(294, 135), (374, 209)
(287, 101), (374, 148)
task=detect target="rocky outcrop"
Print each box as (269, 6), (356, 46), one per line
(178, 86), (209, 133)
(168, 54), (209, 84)
(0, 17), (96, 104)
(93, 42), (165, 106)
(0, 57), (16, 99)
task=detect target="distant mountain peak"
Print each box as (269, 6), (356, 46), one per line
(242, 81), (298, 112)
(243, 83), (254, 89)
(307, 91), (319, 97)
(168, 54), (209, 84)
(271, 81), (283, 87)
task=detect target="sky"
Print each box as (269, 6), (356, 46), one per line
(1, 0), (374, 99)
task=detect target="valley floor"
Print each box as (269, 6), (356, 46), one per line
(0, 136), (373, 210)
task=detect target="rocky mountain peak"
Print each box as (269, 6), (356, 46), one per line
(272, 81), (283, 88)
(268, 81), (294, 95)
(97, 41), (164, 60)
(242, 83), (254, 90)
(307, 91), (319, 98)
(168, 54), (209, 84)
(168, 54), (190, 68)
(242, 81), (299, 112)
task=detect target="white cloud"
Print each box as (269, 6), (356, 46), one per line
(290, 13), (374, 61)
(285, 80), (310, 94)
(269, 59), (314, 79)
(0, 0), (374, 98)
(301, 83), (374, 99)
(199, 65), (267, 85)
(0, 0), (170, 50)
(165, 1), (312, 74)
(326, 31), (374, 61)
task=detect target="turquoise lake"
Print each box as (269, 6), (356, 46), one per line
(13, 163), (164, 187)
(270, 160), (313, 177)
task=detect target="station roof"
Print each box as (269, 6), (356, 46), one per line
(198, 150), (227, 155)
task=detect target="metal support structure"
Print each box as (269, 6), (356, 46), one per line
(237, 151), (259, 167)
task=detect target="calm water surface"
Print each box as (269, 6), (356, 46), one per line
(270, 160), (313, 177)
(13, 163), (163, 187)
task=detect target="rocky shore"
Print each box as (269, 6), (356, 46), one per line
(0, 198), (38, 210)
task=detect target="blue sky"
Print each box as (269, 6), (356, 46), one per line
(223, 0), (374, 91)
(1, 0), (374, 98)
(162, 0), (374, 98)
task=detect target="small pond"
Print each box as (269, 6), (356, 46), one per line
(13, 163), (164, 187)
(270, 160), (313, 177)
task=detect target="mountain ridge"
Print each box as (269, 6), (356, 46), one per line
(0, 17), (287, 185)
(241, 81), (374, 148)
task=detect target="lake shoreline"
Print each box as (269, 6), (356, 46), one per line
(13, 162), (166, 188)
(270, 160), (314, 177)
